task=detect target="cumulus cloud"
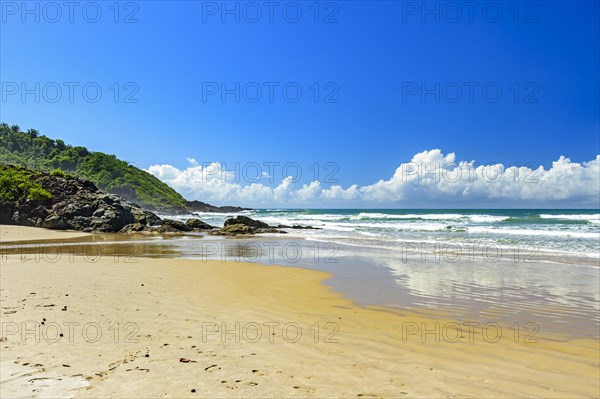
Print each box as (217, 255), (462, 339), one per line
(146, 150), (600, 207)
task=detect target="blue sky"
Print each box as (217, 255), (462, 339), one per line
(1, 1), (599, 207)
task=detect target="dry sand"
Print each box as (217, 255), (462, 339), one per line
(0, 225), (598, 398)
(0, 225), (91, 244)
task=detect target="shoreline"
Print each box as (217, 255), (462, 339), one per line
(169, 208), (600, 267)
(2, 225), (599, 340)
(1, 225), (599, 398)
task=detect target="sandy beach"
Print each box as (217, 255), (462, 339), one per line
(3, 2), (599, 396)
(0, 225), (598, 398)
(0, 226), (91, 244)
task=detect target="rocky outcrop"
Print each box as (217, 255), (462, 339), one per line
(186, 218), (216, 230)
(161, 200), (250, 215)
(0, 166), (163, 233)
(224, 215), (269, 229)
(210, 216), (314, 236)
(276, 224), (320, 230)
(210, 223), (256, 236)
(0, 166), (313, 237)
(184, 200), (250, 214)
(41, 215), (68, 230)
(161, 219), (193, 232)
(118, 222), (147, 233)
(130, 207), (162, 227)
(120, 217), (218, 234)
(9, 199), (50, 227)
(0, 200), (15, 224)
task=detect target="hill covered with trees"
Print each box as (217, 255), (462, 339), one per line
(0, 123), (246, 213)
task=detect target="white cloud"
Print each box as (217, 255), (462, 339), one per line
(146, 150), (600, 207)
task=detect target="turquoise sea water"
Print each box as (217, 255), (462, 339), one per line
(182, 209), (600, 263)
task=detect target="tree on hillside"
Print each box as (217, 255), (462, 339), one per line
(0, 125), (189, 211)
(55, 139), (66, 151)
(27, 129), (40, 169)
(27, 129), (39, 139)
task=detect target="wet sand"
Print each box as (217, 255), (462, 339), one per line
(0, 225), (599, 398)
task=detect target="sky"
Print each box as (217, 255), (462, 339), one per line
(1, 0), (599, 208)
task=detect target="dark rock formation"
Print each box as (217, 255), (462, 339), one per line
(186, 218), (216, 230)
(161, 219), (192, 232)
(260, 227), (288, 234)
(0, 200), (15, 224)
(89, 201), (136, 232)
(160, 200), (250, 215)
(276, 224), (320, 230)
(10, 200), (50, 227)
(119, 222), (147, 233)
(0, 166), (310, 237)
(184, 200), (250, 214)
(130, 207), (162, 227)
(42, 215), (68, 230)
(224, 215), (269, 229)
(210, 216), (313, 236)
(209, 223), (257, 236)
(0, 166), (163, 233)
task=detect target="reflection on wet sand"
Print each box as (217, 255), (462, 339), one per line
(2, 232), (598, 339)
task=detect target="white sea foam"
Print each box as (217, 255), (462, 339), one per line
(163, 209), (600, 259)
(354, 213), (465, 220)
(468, 215), (510, 223)
(318, 222), (356, 232)
(294, 214), (346, 221)
(540, 214), (600, 223)
(466, 226), (599, 239)
(355, 222), (452, 231)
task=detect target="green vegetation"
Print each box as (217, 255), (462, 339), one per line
(0, 165), (52, 202)
(50, 168), (66, 178)
(0, 123), (186, 210)
(27, 186), (53, 201)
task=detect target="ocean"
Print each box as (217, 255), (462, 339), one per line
(180, 209), (600, 264)
(159, 209), (600, 338)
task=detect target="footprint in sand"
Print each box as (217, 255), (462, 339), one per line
(221, 379), (257, 390)
(292, 385), (317, 394)
(204, 364), (220, 372)
(126, 367), (150, 372)
(94, 350), (144, 380)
